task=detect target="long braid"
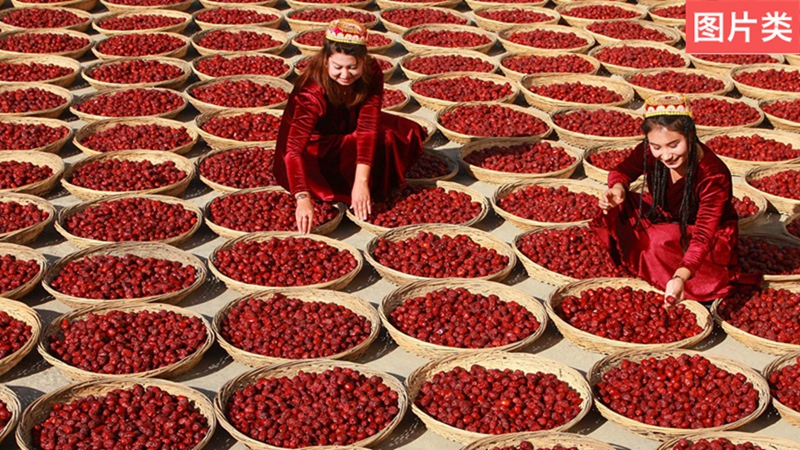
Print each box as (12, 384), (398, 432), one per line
(678, 122), (700, 250)
(634, 137), (649, 230)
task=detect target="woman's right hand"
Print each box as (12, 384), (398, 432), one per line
(599, 184), (626, 214)
(295, 194), (314, 234)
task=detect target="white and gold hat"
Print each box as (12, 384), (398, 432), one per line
(325, 19), (367, 46)
(644, 93), (693, 119)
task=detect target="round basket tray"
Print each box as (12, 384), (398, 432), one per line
(0, 384), (19, 446)
(345, 180), (489, 235)
(731, 64), (800, 100)
(783, 212), (800, 244)
(520, 73), (633, 113)
(760, 96), (800, 133)
(556, 1), (648, 28)
(365, 223), (517, 286)
(0, 82), (71, 119)
(0, 7), (93, 33)
(0, 151), (63, 196)
(0, 192), (54, 245)
(0, 116), (71, 154)
(465, 0), (547, 10)
(192, 52), (293, 81)
(648, 0), (685, 26)
(514, 225), (605, 286)
(193, 6), (283, 30)
(377, 0), (460, 9)
(200, 0), (278, 7)
(11, 0), (96, 10)
(0, 297), (40, 378)
(92, 32), (190, 61)
(499, 51), (601, 81)
(0, 55), (80, 88)
(213, 288), (380, 367)
(400, 24), (497, 54)
(195, 145), (276, 194)
(499, 24), (595, 54)
(690, 95), (765, 133)
(409, 72), (519, 112)
(551, 105), (644, 150)
(214, 360), (407, 450)
(583, 19), (680, 46)
(472, 5), (559, 32)
(0, 29), (92, 59)
(711, 280), (800, 355)
(38, 302), (214, 382)
(41, 242), (207, 309)
(92, 10), (192, 35)
(622, 67), (734, 100)
(436, 101), (553, 145)
(687, 53), (785, 75)
(741, 232), (800, 282)
(293, 29), (395, 56)
(386, 111), (436, 145)
(548, 277), (712, 354)
(82, 56), (191, 92)
(589, 348), (770, 441)
(492, 179), (605, 230)
(582, 139), (640, 184)
(209, 231), (363, 294)
(287, 0), (371, 8)
(205, 186), (345, 238)
(406, 149), (458, 183)
(54, 193), (203, 249)
(380, 278), (548, 359)
(763, 351), (800, 428)
(15, 377), (216, 450)
(73, 117), (198, 156)
(61, 150), (195, 201)
(195, 108), (283, 151)
(733, 183), (769, 230)
(399, 48), (499, 80)
(459, 138), (582, 184)
(657, 431), (800, 450)
(589, 40), (690, 76)
(744, 164), (800, 216)
(407, 351), (593, 444)
(70, 87), (188, 123)
(0, 242), (46, 300)
(99, 0), (194, 11)
(382, 87), (409, 112)
(286, 7), (378, 32)
(698, 128), (800, 177)
(191, 27), (289, 56)
(463, 431), (616, 450)
(184, 75), (293, 114)
(379, 6), (470, 34)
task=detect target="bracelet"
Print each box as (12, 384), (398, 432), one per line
(295, 193), (309, 200)
(671, 275), (685, 282)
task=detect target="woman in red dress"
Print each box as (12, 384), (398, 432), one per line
(592, 93), (760, 305)
(274, 19), (425, 234)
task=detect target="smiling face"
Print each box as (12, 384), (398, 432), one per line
(327, 52), (363, 86)
(647, 125), (690, 173)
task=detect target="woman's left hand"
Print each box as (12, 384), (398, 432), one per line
(351, 181), (371, 221)
(664, 276), (685, 308)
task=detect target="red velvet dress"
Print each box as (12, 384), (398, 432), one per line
(590, 142), (761, 301)
(274, 59), (425, 203)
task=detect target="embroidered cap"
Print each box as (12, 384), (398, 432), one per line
(644, 93), (693, 119)
(325, 19), (367, 46)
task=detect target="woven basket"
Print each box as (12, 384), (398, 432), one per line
(205, 186), (345, 238)
(191, 27), (289, 56)
(83, 56), (191, 91)
(0, 82), (71, 118)
(213, 288), (380, 367)
(731, 64), (800, 100)
(407, 352), (593, 443)
(92, 32), (189, 60)
(745, 164), (800, 215)
(733, 183), (768, 230)
(192, 52), (293, 81)
(472, 5), (558, 32)
(100, 0), (193, 11)
(365, 223), (517, 285)
(346, 180), (489, 235)
(556, 1), (648, 28)
(185, 75), (293, 114)
(687, 53), (785, 75)
(759, 96), (800, 133)
(74, 117), (198, 156)
(55, 193), (203, 249)
(62, 150), (195, 201)
(380, 279), (548, 359)
(409, 72), (519, 112)
(287, 0), (371, 8)
(0, 243), (46, 300)
(492, 179), (605, 230)
(400, 24), (497, 54)
(406, 149), (458, 183)
(41, 242), (207, 308)
(436, 101), (553, 144)
(386, 111), (436, 145)
(551, 105), (644, 150)
(465, 0), (546, 9)
(11, 0), (95, 10)
(0, 29), (92, 59)
(690, 95), (765, 132)
(399, 49), (499, 80)
(286, 7), (378, 32)
(763, 352), (800, 427)
(520, 73), (633, 113)
(548, 277), (712, 354)
(463, 431), (616, 450)
(209, 232), (363, 294)
(741, 232), (800, 281)
(292, 29), (395, 56)
(215, 360), (407, 450)
(0, 193), (54, 245)
(648, 0), (685, 26)
(588, 348), (770, 441)
(0, 151), (63, 196)
(783, 212), (800, 244)
(195, 109), (283, 151)
(499, 51), (601, 81)
(0, 297), (40, 378)
(582, 139), (640, 184)
(0, 384), (19, 446)
(195, 145), (276, 194)
(698, 129), (800, 177)
(0, 116), (71, 154)
(38, 303), (214, 382)
(377, 0), (460, 9)
(657, 431), (800, 450)
(499, 24), (595, 54)
(70, 87), (188, 123)
(200, 0), (278, 7)
(0, 7), (93, 33)
(382, 87), (409, 112)
(514, 225), (601, 286)
(584, 19), (680, 46)
(193, 6), (283, 30)
(15, 378), (216, 450)
(0, 55), (80, 88)
(589, 40), (690, 75)
(459, 138), (582, 184)
(92, 10), (192, 35)
(380, 6), (470, 34)
(623, 67), (734, 100)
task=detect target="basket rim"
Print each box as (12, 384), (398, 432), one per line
(731, 63), (800, 95)
(462, 430), (617, 450)
(657, 430), (800, 450)
(622, 66), (734, 96)
(0, 28), (92, 58)
(191, 26), (289, 54)
(72, 116), (199, 155)
(194, 108), (283, 149)
(184, 74), (293, 112)
(92, 31), (189, 60)
(550, 105), (645, 140)
(519, 72), (634, 109)
(195, 144), (276, 193)
(192, 5), (283, 28)
(0, 296), (41, 375)
(0, 191), (55, 241)
(70, 86), (188, 122)
(92, 9), (193, 34)
(379, 5), (470, 33)
(0, 54), (81, 85)
(82, 56), (191, 89)
(400, 23), (498, 52)
(459, 137), (583, 182)
(498, 23), (595, 52)
(409, 71), (519, 108)
(0, 7), (93, 33)
(399, 48), (499, 79)
(285, 5), (379, 27)
(491, 178), (606, 229)
(436, 100), (553, 141)
(0, 150), (64, 196)
(191, 51), (294, 80)
(589, 39), (690, 70)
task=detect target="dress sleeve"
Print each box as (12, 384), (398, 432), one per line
(282, 88), (324, 195)
(679, 171), (731, 276)
(355, 60), (383, 167)
(608, 142), (646, 190)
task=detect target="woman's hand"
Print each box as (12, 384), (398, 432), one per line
(599, 183), (626, 214)
(295, 193), (314, 234)
(664, 268), (691, 309)
(351, 181), (371, 221)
